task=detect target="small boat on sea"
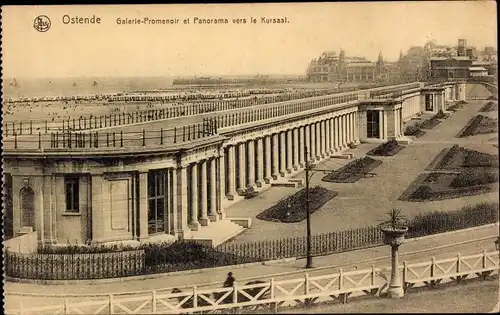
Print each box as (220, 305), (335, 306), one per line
(73, 82), (77, 87)
(92, 81), (98, 86)
(10, 78), (20, 88)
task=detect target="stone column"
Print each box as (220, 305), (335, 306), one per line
(218, 153), (227, 220)
(310, 124), (316, 162)
(138, 172), (149, 239)
(299, 126), (305, 168)
(174, 166), (190, 239)
(247, 140), (256, 189)
(315, 122), (321, 159)
(256, 137), (264, 187)
(236, 142), (247, 195)
(304, 124), (311, 162)
(189, 163), (200, 230)
(335, 116), (340, 150)
(286, 130), (293, 173)
(226, 146), (236, 200)
(199, 160), (209, 226)
(264, 136), (273, 183)
(329, 118), (335, 152)
(279, 132), (287, 176)
(293, 128), (299, 170)
(209, 158), (219, 222)
(325, 119), (331, 155)
(272, 134), (280, 180)
(379, 111), (384, 140)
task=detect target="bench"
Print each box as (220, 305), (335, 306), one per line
(363, 172), (377, 178)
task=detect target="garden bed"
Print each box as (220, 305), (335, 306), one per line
(479, 101), (498, 112)
(399, 145), (499, 202)
(458, 115), (498, 138)
(367, 140), (405, 156)
(420, 116), (442, 129)
(256, 186), (338, 223)
(322, 156), (382, 183)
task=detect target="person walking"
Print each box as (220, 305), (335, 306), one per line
(223, 272), (235, 288)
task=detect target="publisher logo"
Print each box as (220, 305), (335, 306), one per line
(34, 15), (51, 32)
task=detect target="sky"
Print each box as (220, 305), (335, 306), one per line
(2, 2), (497, 78)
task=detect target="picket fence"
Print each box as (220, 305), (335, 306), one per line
(6, 250), (499, 314)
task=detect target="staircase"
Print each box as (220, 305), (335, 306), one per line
(187, 219), (248, 247)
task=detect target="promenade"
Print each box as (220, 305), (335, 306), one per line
(4, 224), (498, 310)
(225, 99), (498, 242)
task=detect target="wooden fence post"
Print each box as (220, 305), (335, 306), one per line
(174, 127), (177, 143)
(233, 282), (238, 304)
(14, 132), (18, 149)
(64, 298), (70, 315)
(152, 290), (157, 313)
(120, 131), (123, 147)
(160, 128), (163, 145)
(142, 130), (146, 146)
(108, 294), (114, 314)
(193, 285), (198, 308)
(430, 256), (436, 287)
(371, 264), (376, 286)
(339, 268), (343, 291)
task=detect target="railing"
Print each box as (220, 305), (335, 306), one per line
(3, 119), (219, 151)
(6, 251), (498, 314)
(369, 83), (421, 99)
(5, 203), (498, 280)
(3, 82), (419, 137)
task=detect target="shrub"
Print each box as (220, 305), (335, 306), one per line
(367, 140), (403, 156)
(463, 150), (499, 167)
(450, 169), (499, 188)
(411, 185), (433, 200)
(408, 202), (499, 237)
(404, 124), (421, 136)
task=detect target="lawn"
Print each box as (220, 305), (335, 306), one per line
(321, 157), (382, 183)
(256, 186), (338, 223)
(399, 145), (499, 202)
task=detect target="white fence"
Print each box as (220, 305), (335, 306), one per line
(6, 250), (499, 314)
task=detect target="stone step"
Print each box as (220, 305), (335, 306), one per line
(187, 219), (246, 247)
(331, 153), (353, 159)
(271, 181), (300, 188)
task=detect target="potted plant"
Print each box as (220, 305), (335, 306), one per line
(379, 208), (409, 246)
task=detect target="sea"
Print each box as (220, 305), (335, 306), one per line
(2, 75), (303, 99)
(2, 76), (175, 99)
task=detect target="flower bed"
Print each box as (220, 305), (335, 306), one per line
(450, 169), (499, 189)
(400, 145), (499, 202)
(256, 186), (338, 223)
(420, 116), (442, 129)
(367, 140), (405, 156)
(458, 115), (498, 137)
(322, 156), (382, 183)
(479, 101), (498, 112)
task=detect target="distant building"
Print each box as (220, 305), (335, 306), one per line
(430, 57), (473, 80)
(306, 50), (396, 83)
(469, 66), (489, 77)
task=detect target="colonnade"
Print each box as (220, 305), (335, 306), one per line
(221, 111), (358, 203)
(185, 156), (226, 230)
(401, 95), (422, 121)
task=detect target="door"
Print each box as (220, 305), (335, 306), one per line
(425, 94), (434, 111)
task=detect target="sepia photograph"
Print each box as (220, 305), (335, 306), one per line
(1, 2), (499, 314)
